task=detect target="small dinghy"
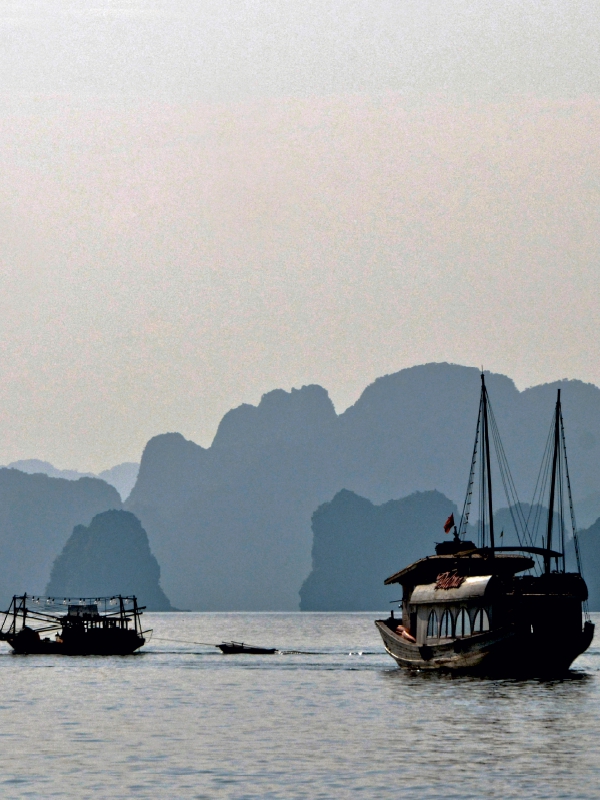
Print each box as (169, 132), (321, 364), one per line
(217, 641), (277, 655)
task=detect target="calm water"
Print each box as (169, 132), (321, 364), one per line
(1, 612), (599, 799)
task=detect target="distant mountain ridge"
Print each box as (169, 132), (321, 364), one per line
(7, 460), (95, 482)
(125, 363), (600, 610)
(6, 460), (140, 501)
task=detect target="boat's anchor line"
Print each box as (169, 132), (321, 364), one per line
(152, 636), (220, 647)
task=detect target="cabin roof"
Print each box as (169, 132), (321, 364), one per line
(410, 575), (492, 604)
(67, 604), (99, 617)
(384, 551), (534, 586)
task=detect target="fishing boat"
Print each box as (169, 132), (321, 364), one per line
(0, 595), (149, 655)
(217, 641), (277, 654)
(375, 374), (595, 676)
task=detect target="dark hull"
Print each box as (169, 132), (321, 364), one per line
(375, 619), (595, 677)
(217, 642), (277, 655)
(7, 630), (145, 655)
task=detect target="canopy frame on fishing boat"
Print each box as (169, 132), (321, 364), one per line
(0, 594), (150, 655)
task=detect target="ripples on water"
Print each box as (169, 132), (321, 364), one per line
(0, 612), (599, 799)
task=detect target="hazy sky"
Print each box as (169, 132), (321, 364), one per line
(1, 1), (599, 471)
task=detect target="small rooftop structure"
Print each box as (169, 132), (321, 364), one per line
(67, 603), (100, 618)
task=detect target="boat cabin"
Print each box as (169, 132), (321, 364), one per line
(382, 549), (588, 650)
(384, 549), (534, 643)
(409, 575), (491, 645)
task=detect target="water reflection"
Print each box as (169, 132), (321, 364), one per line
(378, 654), (600, 797)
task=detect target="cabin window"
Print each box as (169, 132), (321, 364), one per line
(455, 608), (472, 638)
(427, 611), (438, 638)
(472, 608), (490, 633)
(439, 609), (453, 638)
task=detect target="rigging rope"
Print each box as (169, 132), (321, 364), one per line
(560, 409), (590, 620)
(486, 401), (528, 549)
(152, 636), (219, 647)
(458, 396), (481, 540)
(526, 419), (555, 566)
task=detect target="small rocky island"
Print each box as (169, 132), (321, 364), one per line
(300, 489), (456, 610)
(46, 510), (174, 610)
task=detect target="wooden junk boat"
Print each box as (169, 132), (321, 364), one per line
(0, 595), (149, 655)
(375, 374), (595, 676)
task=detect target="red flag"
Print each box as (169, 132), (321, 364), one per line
(443, 514), (455, 533)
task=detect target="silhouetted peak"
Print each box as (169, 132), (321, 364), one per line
(522, 378), (600, 422)
(136, 432), (205, 478)
(127, 433), (207, 508)
(522, 377), (600, 396)
(84, 509), (147, 543)
(341, 363), (518, 423)
(212, 383), (336, 449)
(381, 489), (457, 516)
(314, 488), (372, 518)
(140, 432), (205, 461)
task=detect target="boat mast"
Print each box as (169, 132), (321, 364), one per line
(544, 389), (561, 574)
(481, 373), (495, 551)
(11, 596), (18, 636)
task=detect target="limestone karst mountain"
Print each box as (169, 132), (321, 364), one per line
(125, 363), (600, 611)
(127, 384), (338, 611)
(299, 494), (599, 611)
(299, 489), (457, 611)
(576, 519), (600, 611)
(45, 510), (173, 611)
(564, 517), (600, 610)
(0, 469), (122, 608)
(576, 492), (600, 530)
